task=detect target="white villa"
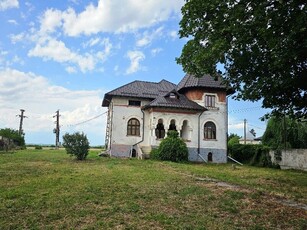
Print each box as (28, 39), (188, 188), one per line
(102, 74), (230, 163)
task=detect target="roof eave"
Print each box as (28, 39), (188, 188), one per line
(142, 105), (206, 112)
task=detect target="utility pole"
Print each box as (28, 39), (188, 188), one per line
(53, 110), (60, 148)
(244, 119), (247, 145)
(16, 109), (27, 136)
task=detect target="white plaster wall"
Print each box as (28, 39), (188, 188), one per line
(109, 97), (151, 148)
(200, 93), (227, 150)
(269, 149), (307, 171)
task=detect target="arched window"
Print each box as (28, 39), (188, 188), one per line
(169, 119), (176, 131)
(155, 119), (165, 139)
(180, 120), (189, 140)
(204, 122), (216, 139)
(127, 118), (140, 136)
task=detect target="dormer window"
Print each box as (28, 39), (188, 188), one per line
(169, 93), (178, 99)
(205, 95), (216, 108)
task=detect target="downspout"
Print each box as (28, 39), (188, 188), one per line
(226, 95), (229, 159)
(108, 100), (114, 152)
(133, 108), (145, 147)
(198, 110), (206, 161)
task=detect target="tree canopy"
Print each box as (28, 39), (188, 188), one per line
(177, 0), (307, 119)
(0, 128), (25, 147)
(228, 133), (240, 146)
(262, 117), (307, 149)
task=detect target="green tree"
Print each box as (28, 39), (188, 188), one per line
(151, 130), (189, 162)
(62, 132), (90, 160)
(177, 0), (307, 119)
(228, 133), (240, 146)
(262, 117), (307, 149)
(0, 128), (25, 147)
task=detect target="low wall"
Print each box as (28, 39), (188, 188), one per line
(269, 149), (307, 171)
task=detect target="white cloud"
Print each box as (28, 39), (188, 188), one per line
(125, 50), (145, 74)
(0, 50), (8, 66)
(83, 37), (101, 48)
(38, 0), (184, 36)
(95, 38), (112, 62)
(151, 48), (163, 56)
(68, 0), (79, 5)
(136, 27), (164, 47)
(10, 33), (25, 44)
(0, 68), (107, 144)
(228, 115), (245, 136)
(39, 8), (63, 34)
(12, 55), (24, 65)
(169, 30), (178, 40)
(8, 19), (18, 25)
(65, 66), (77, 73)
(0, 0), (19, 11)
(28, 38), (96, 73)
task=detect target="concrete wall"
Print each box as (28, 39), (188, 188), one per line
(269, 149), (307, 171)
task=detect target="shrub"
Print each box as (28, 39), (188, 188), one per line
(62, 132), (90, 160)
(151, 130), (188, 162)
(150, 148), (160, 160)
(35, 145), (42, 150)
(228, 143), (277, 168)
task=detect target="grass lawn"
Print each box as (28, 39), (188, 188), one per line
(0, 149), (306, 229)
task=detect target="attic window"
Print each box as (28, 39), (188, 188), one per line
(169, 93), (177, 99)
(205, 95), (216, 107)
(129, 100), (141, 106)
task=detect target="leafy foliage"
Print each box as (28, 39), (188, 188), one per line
(0, 128), (25, 147)
(228, 144), (275, 168)
(62, 132), (90, 160)
(150, 130), (188, 162)
(228, 133), (240, 146)
(177, 0), (307, 119)
(262, 117), (307, 149)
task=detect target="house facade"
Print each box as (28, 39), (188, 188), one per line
(102, 74), (229, 163)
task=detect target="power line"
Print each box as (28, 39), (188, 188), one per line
(66, 112), (107, 127)
(248, 123), (266, 130)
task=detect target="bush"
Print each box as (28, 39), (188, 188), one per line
(228, 143), (277, 168)
(150, 130), (188, 162)
(62, 132), (90, 160)
(150, 148), (160, 160)
(35, 145), (42, 150)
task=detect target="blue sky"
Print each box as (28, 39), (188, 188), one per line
(0, 0), (270, 146)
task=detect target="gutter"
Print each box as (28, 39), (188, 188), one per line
(109, 101), (114, 151)
(198, 110), (206, 162)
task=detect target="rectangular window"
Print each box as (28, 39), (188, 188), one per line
(205, 95), (215, 107)
(128, 100), (141, 106)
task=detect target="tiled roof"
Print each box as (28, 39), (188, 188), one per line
(143, 90), (206, 111)
(177, 74), (226, 92)
(102, 79), (176, 106)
